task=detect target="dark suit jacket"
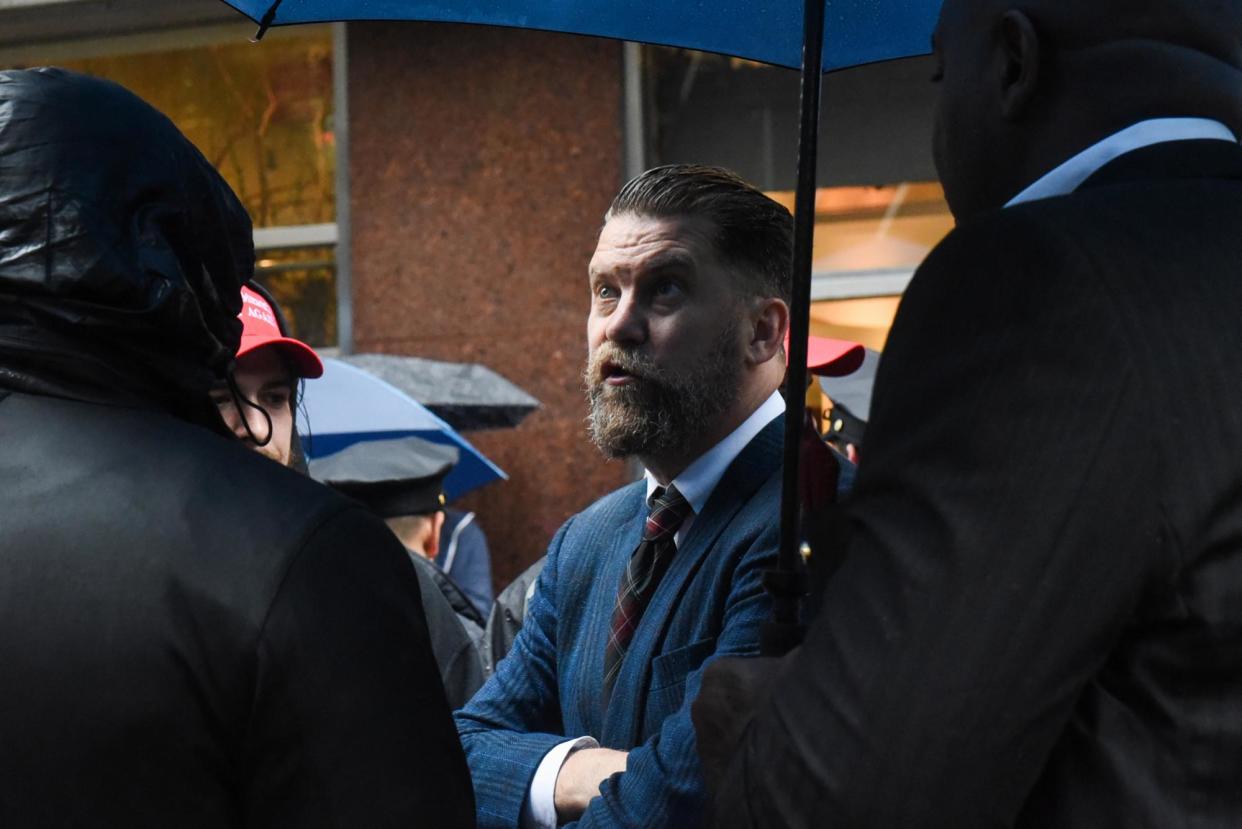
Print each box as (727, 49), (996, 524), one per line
(0, 392), (475, 827)
(716, 139), (1242, 826)
(456, 416), (784, 828)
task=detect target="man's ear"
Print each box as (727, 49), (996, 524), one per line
(746, 296), (788, 367)
(998, 10), (1040, 120)
(424, 510), (446, 559)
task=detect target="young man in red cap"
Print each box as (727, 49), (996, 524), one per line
(223, 283), (489, 708)
(209, 283), (322, 467)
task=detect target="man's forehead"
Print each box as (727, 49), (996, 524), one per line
(589, 213), (718, 275)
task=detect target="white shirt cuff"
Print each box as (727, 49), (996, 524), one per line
(521, 736), (600, 829)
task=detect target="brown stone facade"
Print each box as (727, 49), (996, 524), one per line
(348, 22), (631, 589)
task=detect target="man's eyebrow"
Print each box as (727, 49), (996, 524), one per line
(589, 249), (694, 277)
(641, 250), (696, 275)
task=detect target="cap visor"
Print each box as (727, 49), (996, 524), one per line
(806, 337), (865, 377)
(238, 336), (324, 379)
(786, 332), (866, 377)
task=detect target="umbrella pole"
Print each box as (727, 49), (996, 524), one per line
(763, 0), (826, 657)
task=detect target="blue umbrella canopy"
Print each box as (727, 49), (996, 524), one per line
(221, 0), (940, 72)
(298, 358), (507, 500)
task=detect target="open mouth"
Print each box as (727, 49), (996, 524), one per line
(601, 361), (638, 386)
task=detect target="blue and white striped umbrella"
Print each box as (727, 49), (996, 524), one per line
(298, 357), (507, 500)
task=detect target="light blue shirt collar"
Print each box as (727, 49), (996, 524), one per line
(1006, 118), (1238, 208)
(644, 388), (785, 514)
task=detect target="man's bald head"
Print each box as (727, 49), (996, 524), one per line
(933, 0), (1242, 219)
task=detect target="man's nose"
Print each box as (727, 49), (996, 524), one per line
(604, 292), (647, 346)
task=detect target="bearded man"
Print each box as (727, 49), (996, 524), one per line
(695, 0), (1242, 825)
(454, 165), (794, 829)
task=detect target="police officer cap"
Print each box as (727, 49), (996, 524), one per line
(310, 435), (459, 518)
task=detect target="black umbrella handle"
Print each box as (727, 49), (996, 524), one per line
(764, 0), (827, 657)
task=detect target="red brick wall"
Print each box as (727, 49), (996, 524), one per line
(347, 22), (631, 589)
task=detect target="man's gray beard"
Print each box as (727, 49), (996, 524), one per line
(583, 318), (744, 461)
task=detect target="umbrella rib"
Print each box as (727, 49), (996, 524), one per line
(252, 0), (285, 42)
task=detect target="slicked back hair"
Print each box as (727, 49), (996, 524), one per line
(604, 164), (793, 305)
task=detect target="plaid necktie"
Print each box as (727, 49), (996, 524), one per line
(602, 484), (693, 697)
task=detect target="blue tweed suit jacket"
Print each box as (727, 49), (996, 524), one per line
(455, 415), (783, 828)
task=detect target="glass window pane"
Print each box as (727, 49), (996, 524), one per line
(768, 182), (953, 274)
(45, 29), (336, 228)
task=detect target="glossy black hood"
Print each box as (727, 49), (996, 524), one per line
(0, 67), (252, 425)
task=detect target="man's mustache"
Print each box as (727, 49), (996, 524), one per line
(585, 345), (665, 386)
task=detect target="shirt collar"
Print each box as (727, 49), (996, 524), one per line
(1005, 118), (1239, 208)
(644, 389), (785, 513)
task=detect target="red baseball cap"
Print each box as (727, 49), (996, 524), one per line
(236, 285), (324, 379)
(786, 332), (865, 377)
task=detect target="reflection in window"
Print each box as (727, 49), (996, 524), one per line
(50, 28), (335, 229)
(767, 183), (953, 275)
(769, 183), (952, 350)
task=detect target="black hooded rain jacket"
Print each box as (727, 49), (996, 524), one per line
(0, 68), (474, 828)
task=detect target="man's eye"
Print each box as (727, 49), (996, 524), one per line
(653, 278), (682, 298)
(596, 284), (617, 300)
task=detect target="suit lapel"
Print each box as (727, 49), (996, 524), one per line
(601, 414), (784, 745)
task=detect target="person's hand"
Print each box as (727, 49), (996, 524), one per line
(692, 653), (790, 794)
(554, 747), (628, 822)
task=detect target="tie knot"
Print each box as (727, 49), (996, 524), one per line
(643, 484), (692, 542)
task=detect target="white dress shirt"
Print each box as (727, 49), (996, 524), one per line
(1005, 117), (1238, 207)
(521, 389), (786, 829)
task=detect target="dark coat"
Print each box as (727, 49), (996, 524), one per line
(410, 553), (487, 708)
(481, 556), (547, 675)
(716, 139), (1242, 826)
(0, 68), (473, 828)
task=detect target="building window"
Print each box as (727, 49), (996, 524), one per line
(768, 183), (954, 350)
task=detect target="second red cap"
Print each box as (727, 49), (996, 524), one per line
(785, 332), (865, 377)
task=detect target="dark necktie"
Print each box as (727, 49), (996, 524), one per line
(603, 484), (693, 696)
